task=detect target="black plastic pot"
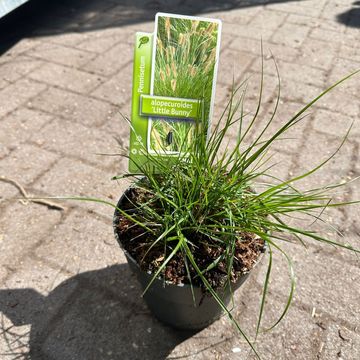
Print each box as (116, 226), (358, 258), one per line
(113, 187), (263, 330)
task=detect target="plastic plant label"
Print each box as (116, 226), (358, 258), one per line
(128, 13), (222, 172)
(128, 32), (153, 173)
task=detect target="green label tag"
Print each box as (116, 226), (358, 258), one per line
(128, 14), (222, 173)
(140, 95), (203, 120)
(128, 32), (153, 173)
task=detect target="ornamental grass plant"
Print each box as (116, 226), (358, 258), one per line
(62, 58), (359, 358)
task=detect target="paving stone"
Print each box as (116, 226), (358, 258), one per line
(0, 182), (18, 203)
(83, 42), (133, 77)
(237, 69), (279, 106)
(0, 79), (47, 119)
(266, 2), (323, 17)
(0, 202), (62, 269)
(43, 31), (89, 47)
(295, 130), (355, 187)
(328, 57), (360, 96)
(33, 157), (127, 216)
(229, 37), (300, 63)
(298, 37), (340, 70)
(0, 313), (30, 358)
(0, 144), (58, 199)
(310, 27), (348, 44)
(222, 97), (308, 155)
(91, 62), (133, 105)
(287, 13), (346, 33)
(320, 1), (353, 21)
(253, 60), (327, 88)
(256, 244), (360, 327)
(28, 62), (106, 94)
(76, 33), (128, 53)
(211, 6), (261, 26)
(0, 107), (52, 148)
(311, 230), (360, 268)
(30, 117), (123, 170)
(272, 22), (311, 48)
(248, 9), (287, 31)
(222, 22), (275, 41)
(0, 264), (8, 284)
(35, 210), (124, 274)
(169, 274), (321, 360)
(320, 324), (360, 360)
(213, 82), (232, 105)
(1, 143), (58, 184)
(318, 89), (359, 118)
(30, 86), (115, 127)
(217, 48), (255, 86)
(27, 42), (96, 68)
(312, 108), (358, 137)
(2, 38), (38, 57)
(279, 78), (324, 104)
(85, 20), (154, 41)
(100, 106), (130, 150)
(281, 201), (359, 260)
(263, 151), (294, 182)
(219, 33), (236, 51)
(0, 146), (9, 161)
(0, 55), (43, 90)
(0, 258), (79, 358)
(29, 264), (187, 360)
(339, 43), (360, 63)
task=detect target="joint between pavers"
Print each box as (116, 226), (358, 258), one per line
(287, 118), (315, 175)
(24, 77), (118, 110)
(27, 140), (120, 174)
(25, 41), (98, 64)
(252, 277), (360, 337)
(306, 241), (360, 271)
(267, 10), (291, 43)
(30, 253), (75, 278)
(26, 88), (116, 129)
(0, 84), (49, 123)
(0, 208), (76, 286)
(88, 59), (133, 98)
(79, 46), (133, 78)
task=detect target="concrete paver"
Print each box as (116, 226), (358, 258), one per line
(0, 0), (360, 359)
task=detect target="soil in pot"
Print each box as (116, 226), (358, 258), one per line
(114, 186), (266, 291)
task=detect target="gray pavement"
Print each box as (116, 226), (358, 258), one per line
(0, 0), (360, 359)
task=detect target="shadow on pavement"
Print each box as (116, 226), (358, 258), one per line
(0, 0), (303, 55)
(0, 264), (196, 360)
(337, 1), (360, 28)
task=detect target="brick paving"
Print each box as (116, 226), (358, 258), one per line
(0, 0), (359, 359)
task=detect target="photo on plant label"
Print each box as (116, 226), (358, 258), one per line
(150, 119), (195, 152)
(148, 13), (221, 154)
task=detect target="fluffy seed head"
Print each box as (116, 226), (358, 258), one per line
(166, 64), (171, 77)
(171, 79), (177, 92)
(165, 17), (171, 41)
(171, 62), (177, 78)
(191, 20), (199, 33)
(160, 70), (165, 82)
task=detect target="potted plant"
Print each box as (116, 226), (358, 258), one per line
(94, 63), (359, 358)
(56, 60), (359, 358)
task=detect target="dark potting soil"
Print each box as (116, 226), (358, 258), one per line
(115, 187), (265, 289)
